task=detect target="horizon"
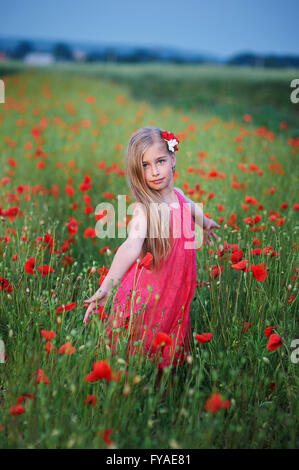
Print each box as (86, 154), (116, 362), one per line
(1, 0), (298, 60)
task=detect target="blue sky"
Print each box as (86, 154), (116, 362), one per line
(1, 0), (299, 59)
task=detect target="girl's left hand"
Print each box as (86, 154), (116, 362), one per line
(203, 218), (220, 246)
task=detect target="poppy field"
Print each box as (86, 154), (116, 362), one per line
(0, 63), (298, 449)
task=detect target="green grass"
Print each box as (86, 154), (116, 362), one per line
(0, 62), (298, 449)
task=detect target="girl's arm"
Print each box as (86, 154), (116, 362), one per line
(174, 187), (220, 245)
(175, 186), (206, 226)
(83, 202), (147, 322)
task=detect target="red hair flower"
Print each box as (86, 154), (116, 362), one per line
(161, 130), (180, 152)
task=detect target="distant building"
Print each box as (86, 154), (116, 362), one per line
(24, 52), (55, 66)
(73, 49), (86, 61)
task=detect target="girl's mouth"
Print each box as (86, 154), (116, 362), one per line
(152, 178), (164, 184)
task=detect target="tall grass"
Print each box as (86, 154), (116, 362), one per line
(0, 65), (298, 448)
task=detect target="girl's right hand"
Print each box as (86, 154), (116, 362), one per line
(83, 288), (109, 324)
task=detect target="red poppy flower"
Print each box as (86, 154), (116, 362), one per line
(24, 257), (35, 274)
(16, 393), (35, 404)
(152, 332), (173, 349)
(45, 341), (57, 356)
(102, 429), (113, 446)
(41, 329), (56, 341)
(65, 185), (75, 197)
(83, 394), (97, 406)
(264, 326), (277, 337)
(195, 333), (213, 343)
(231, 249), (243, 264)
(36, 368), (50, 384)
(204, 393), (231, 413)
(59, 342), (76, 355)
(266, 334), (283, 351)
(138, 252), (153, 270)
(56, 302), (77, 315)
(209, 265), (224, 279)
(10, 405), (26, 415)
(242, 322), (251, 332)
(36, 265), (55, 276)
(0, 277), (13, 293)
(251, 263), (267, 281)
(231, 259), (251, 271)
(84, 228), (97, 238)
(288, 295), (295, 304)
(85, 360), (115, 382)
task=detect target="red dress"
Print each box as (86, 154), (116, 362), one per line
(105, 188), (198, 369)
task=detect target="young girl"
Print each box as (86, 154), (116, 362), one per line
(83, 126), (219, 372)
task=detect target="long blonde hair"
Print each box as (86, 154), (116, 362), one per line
(125, 126), (177, 273)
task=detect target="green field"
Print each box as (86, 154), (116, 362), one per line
(0, 61), (298, 449)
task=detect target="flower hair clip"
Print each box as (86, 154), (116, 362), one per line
(162, 130), (180, 152)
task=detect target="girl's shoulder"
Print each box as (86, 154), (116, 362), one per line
(174, 187), (184, 197)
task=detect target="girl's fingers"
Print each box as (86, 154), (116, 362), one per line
(83, 302), (97, 324)
(210, 230), (218, 240)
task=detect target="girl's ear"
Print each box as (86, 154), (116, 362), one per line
(171, 153), (176, 170)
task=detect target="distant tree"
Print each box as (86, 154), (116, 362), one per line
(53, 42), (73, 61)
(123, 48), (159, 63)
(12, 41), (33, 60)
(103, 48), (118, 62)
(86, 52), (105, 62)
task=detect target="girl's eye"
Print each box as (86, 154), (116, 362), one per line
(143, 159), (165, 168)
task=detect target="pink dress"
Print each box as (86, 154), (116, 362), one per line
(104, 188), (198, 370)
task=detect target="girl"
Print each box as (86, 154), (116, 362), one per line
(83, 126), (219, 372)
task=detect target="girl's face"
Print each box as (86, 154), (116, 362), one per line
(142, 142), (176, 191)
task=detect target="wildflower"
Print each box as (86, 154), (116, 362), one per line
(242, 322), (251, 333)
(59, 342), (76, 355)
(152, 332), (173, 349)
(209, 265), (224, 279)
(264, 326), (277, 337)
(16, 393), (35, 404)
(0, 277), (13, 293)
(85, 360), (116, 383)
(83, 394), (97, 406)
(204, 393), (231, 413)
(231, 249), (243, 264)
(36, 368), (50, 384)
(10, 405), (26, 415)
(24, 257), (35, 274)
(36, 265), (55, 276)
(195, 333), (213, 343)
(138, 252), (153, 270)
(41, 329), (56, 341)
(231, 260), (251, 272)
(56, 302), (77, 315)
(266, 334), (283, 351)
(251, 263), (267, 281)
(102, 429), (113, 446)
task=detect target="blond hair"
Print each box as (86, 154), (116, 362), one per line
(125, 126), (176, 273)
